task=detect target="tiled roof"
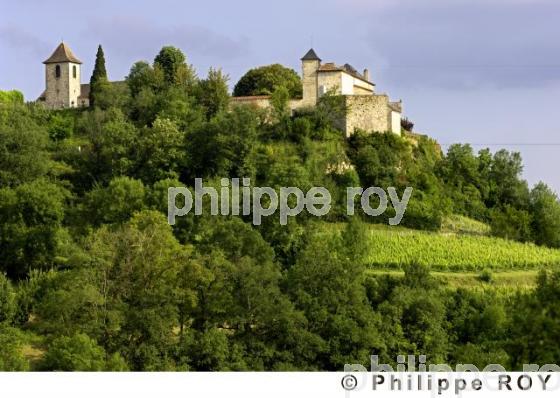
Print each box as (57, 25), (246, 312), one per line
(317, 63), (342, 72)
(343, 63), (358, 75)
(317, 63), (374, 85)
(43, 42), (82, 64)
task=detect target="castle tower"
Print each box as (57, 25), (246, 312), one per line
(301, 48), (321, 107)
(43, 42), (82, 109)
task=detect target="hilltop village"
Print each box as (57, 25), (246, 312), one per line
(38, 43), (403, 136)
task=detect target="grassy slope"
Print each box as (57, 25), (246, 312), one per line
(440, 214), (491, 236)
(365, 269), (538, 291)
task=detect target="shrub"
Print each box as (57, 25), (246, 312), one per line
(401, 118), (414, 132)
(40, 334), (107, 371)
(478, 270), (494, 283)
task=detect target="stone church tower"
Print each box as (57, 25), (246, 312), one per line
(300, 48), (321, 107)
(42, 42), (83, 109)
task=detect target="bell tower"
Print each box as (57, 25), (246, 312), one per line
(43, 42), (82, 109)
(301, 48), (321, 107)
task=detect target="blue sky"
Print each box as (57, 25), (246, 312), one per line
(1, 0), (559, 192)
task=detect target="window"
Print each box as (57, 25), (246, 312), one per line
(55, 65), (61, 78)
(73, 65), (77, 78)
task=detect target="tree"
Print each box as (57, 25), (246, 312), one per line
(91, 45), (108, 85)
(126, 61), (163, 97)
(0, 90), (24, 104)
(154, 46), (195, 87)
(447, 288), (509, 368)
(187, 216), (318, 370)
(0, 273), (16, 323)
(0, 179), (68, 279)
(0, 326), (29, 370)
(41, 334), (107, 371)
(84, 211), (191, 370)
(270, 85), (290, 121)
(134, 117), (185, 184)
(89, 45), (111, 108)
(233, 64), (302, 98)
(287, 226), (383, 369)
(186, 106), (259, 179)
(490, 205), (532, 242)
(508, 271), (560, 368)
(487, 149), (529, 209)
(180, 328), (240, 371)
(47, 112), (74, 141)
(529, 182), (560, 247)
(74, 108), (137, 188)
(126, 57), (201, 128)
(195, 68), (230, 119)
(82, 176), (146, 226)
(348, 130), (405, 187)
(0, 103), (50, 188)
(437, 144), (486, 219)
(370, 265), (450, 365)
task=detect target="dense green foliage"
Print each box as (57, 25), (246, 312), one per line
(0, 90), (24, 104)
(1, 46), (560, 371)
(233, 64), (303, 98)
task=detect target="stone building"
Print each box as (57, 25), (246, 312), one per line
(38, 42), (90, 108)
(231, 48), (403, 136)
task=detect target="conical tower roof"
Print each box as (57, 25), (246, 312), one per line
(301, 48), (321, 61)
(43, 42), (82, 64)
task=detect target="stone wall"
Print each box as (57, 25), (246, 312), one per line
(230, 93), (401, 138)
(343, 94), (393, 137)
(317, 71), (343, 95)
(230, 95), (272, 109)
(230, 96), (307, 116)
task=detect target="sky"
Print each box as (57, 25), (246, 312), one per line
(1, 0), (559, 192)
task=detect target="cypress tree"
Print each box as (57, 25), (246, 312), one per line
(89, 45), (108, 108)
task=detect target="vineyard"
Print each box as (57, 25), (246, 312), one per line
(326, 222), (560, 272)
(363, 224), (560, 271)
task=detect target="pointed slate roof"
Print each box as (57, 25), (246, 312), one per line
(43, 42), (82, 64)
(301, 48), (321, 61)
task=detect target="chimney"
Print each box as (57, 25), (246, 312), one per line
(363, 68), (370, 81)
